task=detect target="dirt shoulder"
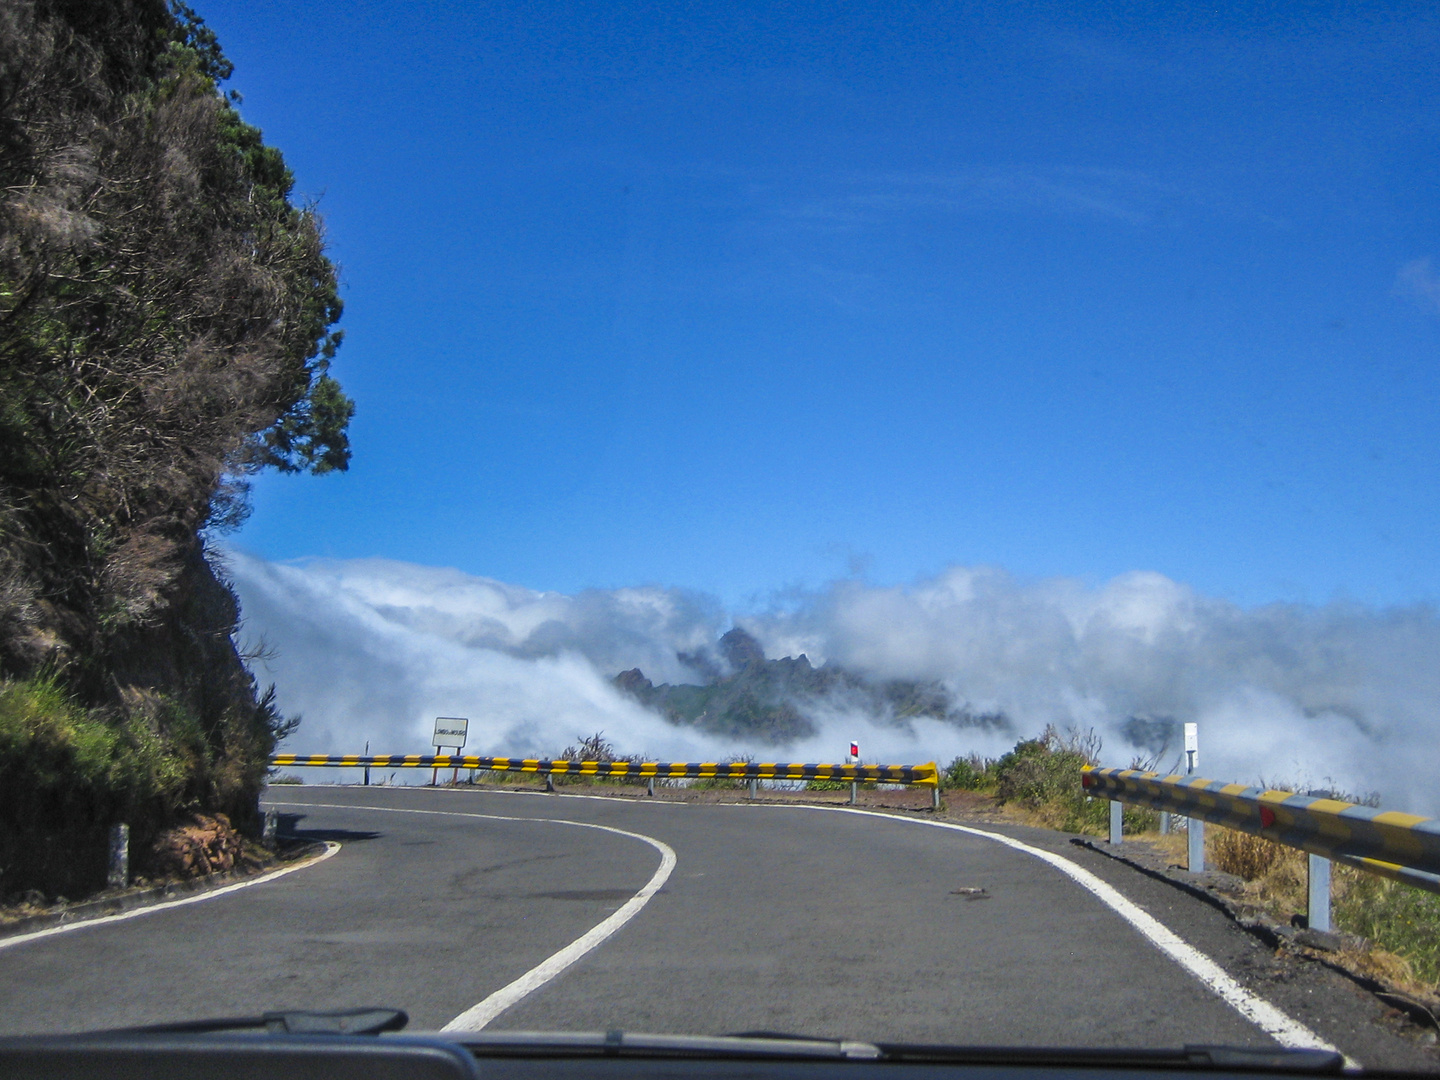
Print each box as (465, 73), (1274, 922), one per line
(0, 836), (325, 940)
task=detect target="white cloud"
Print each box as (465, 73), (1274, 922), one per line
(225, 552), (1440, 814)
(224, 553), (726, 767)
(748, 567), (1440, 811)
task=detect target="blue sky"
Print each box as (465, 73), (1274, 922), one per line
(209, 0), (1440, 610)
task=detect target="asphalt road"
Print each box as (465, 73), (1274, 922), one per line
(0, 785), (1433, 1068)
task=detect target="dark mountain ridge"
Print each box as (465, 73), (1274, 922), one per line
(613, 628), (1006, 747)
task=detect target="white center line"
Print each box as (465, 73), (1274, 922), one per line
(267, 800), (677, 1032)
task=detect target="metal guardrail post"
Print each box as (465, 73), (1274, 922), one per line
(748, 778), (757, 799)
(647, 776), (654, 797)
(849, 781), (857, 805)
(1188, 817), (1204, 872)
(1159, 811), (1170, 835)
(1109, 799), (1123, 845)
(931, 787), (940, 810)
(107, 823), (129, 889)
(1308, 854), (1332, 932)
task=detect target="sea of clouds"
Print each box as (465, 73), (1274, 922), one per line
(224, 551), (1440, 814)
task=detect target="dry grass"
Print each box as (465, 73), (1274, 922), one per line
(1210, 828), (1294, 882)
(1204, 826), (1440, 996)
(1208, 828), (1309, 912)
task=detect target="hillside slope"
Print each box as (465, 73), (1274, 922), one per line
(0, 0), (353, 896)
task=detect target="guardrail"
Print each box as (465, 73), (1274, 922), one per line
(270, 755), (941, 806)
(1081, 765), (1440, 930)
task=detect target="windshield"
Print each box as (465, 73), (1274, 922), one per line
(1, 0), (1439, 1073)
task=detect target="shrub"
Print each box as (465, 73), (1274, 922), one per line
(972, 725), (1156, 835)
(941, 754), (995, 791)
(0, 677), (191, 896)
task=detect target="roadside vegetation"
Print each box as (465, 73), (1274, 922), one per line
(0, 675), (293, 897)
(940, 725), (1157, 835)
(0, 1), (351, 899)
(1207, 826), (1440, 993)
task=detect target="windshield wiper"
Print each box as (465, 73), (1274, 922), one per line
(445, 1030), (1346, 1073)
(103, 1008), (408, 1036)
(865, 1041), (1345, 1073)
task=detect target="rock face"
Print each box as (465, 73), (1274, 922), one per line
(613, 627), (1004, 747)
(614, 668), (654, 696)
(719, 627), (767, 671)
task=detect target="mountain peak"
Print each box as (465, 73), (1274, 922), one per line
(719, 627), (766, 670)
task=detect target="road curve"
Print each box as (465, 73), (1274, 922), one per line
(0, 785), (1429, 1066)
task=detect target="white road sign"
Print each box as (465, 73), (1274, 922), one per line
(433, 717), (469, 749)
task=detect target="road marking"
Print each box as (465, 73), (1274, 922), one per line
(768, 804), (1344, 1057)
(0, 842), (340, 952)
(275, 790), (1341, 1057)
(266, 800), (677, 1032)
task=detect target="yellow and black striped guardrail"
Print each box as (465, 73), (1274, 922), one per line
(1082, 765), (1440, 895)
(270, 754), (939, 786)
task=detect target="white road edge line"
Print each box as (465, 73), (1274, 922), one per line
(267, 800), (677, 1033)
(0, 841), (341, 952)
(269, 792), (1345, 1059)
(753, 803), (1346, 1058)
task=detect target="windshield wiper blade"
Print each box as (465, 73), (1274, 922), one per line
(1185, 1046), (1347, 1072)
(451, 1031), (1342, 1072)
(449, 1030), (880, 1059)
(867, 1041), (1346, 1073)
(104, 1008), (408, 1036)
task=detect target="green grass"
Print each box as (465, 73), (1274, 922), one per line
(0, 677), (190, 818)
(1336, 872), (1440, 987)
(1206, 826), (1440, 991)
(0, 676), (213, 897)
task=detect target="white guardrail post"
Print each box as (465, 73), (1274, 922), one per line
(1109, 798), (1123, 845)
(1188, 817), (1205, 872)
(107, 823), (129, 889)
(1308, 854), (1332, 932)
(1184, 723), (1203, 872)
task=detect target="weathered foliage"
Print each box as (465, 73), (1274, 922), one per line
(0, 0), (352, 887)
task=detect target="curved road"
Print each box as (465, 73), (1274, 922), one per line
(0, 785), (1431, 1067)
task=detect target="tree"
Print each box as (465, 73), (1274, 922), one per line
(0, 0), (355, 848)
